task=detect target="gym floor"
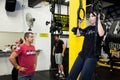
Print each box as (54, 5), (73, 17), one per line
(0, 66), (120, 80)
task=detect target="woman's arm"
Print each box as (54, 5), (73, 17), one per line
(98, 15), (105, 37)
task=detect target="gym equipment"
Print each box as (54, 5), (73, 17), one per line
(71, 0), (85, 36)
(98, 58), (120, 70)
(46, 21), (51, 25)
(5, 0), (16, 12)
(49, 0), (63, 35)
(91, 0), (103, 13)
(69, 0), (86, 73)
(26, 13), (35, 31)
(101, 21), (120, 70)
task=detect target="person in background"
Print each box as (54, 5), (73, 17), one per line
(67, 11), (106, 80)
(111, 48), (120, 58)
(11, 38), (23, 80)
(52, 34), (66, 78)
(9, 32), (37, 80)
(109, 48), (120, 71)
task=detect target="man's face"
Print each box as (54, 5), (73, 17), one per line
(54, 36), (59, 41)
(27, 34), (34, 43)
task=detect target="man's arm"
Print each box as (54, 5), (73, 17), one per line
(52, 46), (55, 56)
(9, 52), (20, 69)
(62, 43), (66, 57)
(34, 54), (37, 70)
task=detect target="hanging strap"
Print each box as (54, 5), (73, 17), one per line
(71, 0), (85, 36)
(76, 0), (85, 36)
(93, 0), (103, 57)
(77, 0), (85, 28)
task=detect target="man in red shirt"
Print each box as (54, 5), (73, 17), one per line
(9, 32), (37, 80)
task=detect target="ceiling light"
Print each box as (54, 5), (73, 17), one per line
(65, 0), (69, 2)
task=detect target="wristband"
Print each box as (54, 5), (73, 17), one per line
(16, 65), (21, 70)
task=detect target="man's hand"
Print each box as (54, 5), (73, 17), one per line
(19, 67), (28, 72)
(62, 53), (64, 57)
(52, 53), (55, 56)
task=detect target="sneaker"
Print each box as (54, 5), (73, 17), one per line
(110, 69), (112, 72)
(56, 73), (60, 77)
(59, 74), (65, 78)
(59, 74), (63, 78)
(62, 74), (65, 77)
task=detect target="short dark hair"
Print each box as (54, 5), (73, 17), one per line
(54, 34), (60, 37)
(19, 38), (23, 44)
(24, 32), (33, 40)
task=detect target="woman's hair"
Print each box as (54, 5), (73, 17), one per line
(90, 11), (105, 23)
(10, 45), (16, 50)
(19, 38), (23, 44)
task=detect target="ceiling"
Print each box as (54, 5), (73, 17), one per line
(28, 0), (120, 8)
(28, 0), (69, 7)
(28, 0), (120, 26)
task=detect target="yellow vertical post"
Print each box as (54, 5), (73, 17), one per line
(69, 0), (86, 72)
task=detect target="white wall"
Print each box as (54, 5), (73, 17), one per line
(0, 0), (24, 32)
(0, 0), (25, 75)
(0, 0), (68, 75)
(23, 2), (52, 71)
(22, 1), (68, 71)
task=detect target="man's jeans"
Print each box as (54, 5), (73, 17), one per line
(18, 74), (35, 80)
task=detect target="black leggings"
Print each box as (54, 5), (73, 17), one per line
(12, 67), (18, 80)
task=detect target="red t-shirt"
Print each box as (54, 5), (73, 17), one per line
(15, 43), (36, 76)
